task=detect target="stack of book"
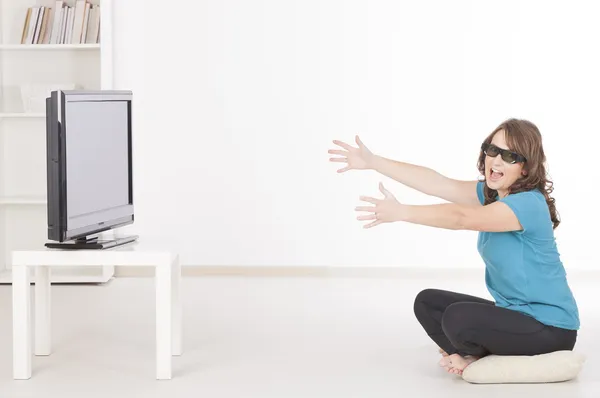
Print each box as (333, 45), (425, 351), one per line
(20, 0), (101, 45)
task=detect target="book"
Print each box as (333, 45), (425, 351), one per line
(49, 1), (65, 44)
(19, 3), (101, 46)
(20, 8), (32, 44)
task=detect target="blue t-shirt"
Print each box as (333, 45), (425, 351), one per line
(476, 181), (580, 330)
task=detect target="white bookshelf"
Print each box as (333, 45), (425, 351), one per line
(0, 43), (100, 50)
(0, 112), (45, 118)
(0, 0), (114, 284)
(0, 197), (47, 205)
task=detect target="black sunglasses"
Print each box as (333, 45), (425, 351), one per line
(481, 143), (527, 164)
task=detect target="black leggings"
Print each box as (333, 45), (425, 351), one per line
(413, 289), (577, 357)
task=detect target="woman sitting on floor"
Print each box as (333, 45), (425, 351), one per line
(328, 118), (579, 375)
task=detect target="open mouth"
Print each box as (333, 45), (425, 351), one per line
(490, 167), (504, 181)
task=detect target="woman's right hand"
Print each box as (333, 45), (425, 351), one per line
(328, 135), (376, 173)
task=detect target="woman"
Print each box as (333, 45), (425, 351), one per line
(328, 118), (579, 375)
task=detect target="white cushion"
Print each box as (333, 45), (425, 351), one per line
(461, 350), (586, 384)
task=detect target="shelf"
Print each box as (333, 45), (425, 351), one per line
(0, 269), (113, 284)
(0, 113), (45, 119)
(0, 197), (47, 205)
(0, 44), (100, 51)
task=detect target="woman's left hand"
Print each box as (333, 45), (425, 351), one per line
(355, 182), (404, 228)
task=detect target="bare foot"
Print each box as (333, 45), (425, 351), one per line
(438, 355), (452, 368)
(438, 348), (452, 370)
(446, 354), (479, 375)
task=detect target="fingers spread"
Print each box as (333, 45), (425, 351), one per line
(363, 220), (382, 229)
(333, 140), (353, 151)
(379, 182), (392, 197)
(357, 214), (376, 221)
(329, 157), (347, 163)
(359, 196), (379, 204)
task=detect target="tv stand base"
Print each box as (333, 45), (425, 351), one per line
(45, 235), (139, 250)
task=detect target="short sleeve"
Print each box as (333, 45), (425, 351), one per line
(499, 190), (548, 236)
(476, 181), (485, 205)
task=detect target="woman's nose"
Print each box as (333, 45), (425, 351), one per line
(492, 156), (504, 166)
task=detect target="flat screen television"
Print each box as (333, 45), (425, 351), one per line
(45, 90), (138, 249)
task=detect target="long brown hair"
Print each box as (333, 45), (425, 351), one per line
(477, 118), (560, 229)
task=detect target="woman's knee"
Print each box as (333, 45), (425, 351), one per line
(413, 288), (439, 319)
(440, 302), (471, 336)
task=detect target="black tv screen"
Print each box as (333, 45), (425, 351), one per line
(45, 90), (135, 248)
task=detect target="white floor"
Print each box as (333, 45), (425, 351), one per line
(0, 272), (598, 398)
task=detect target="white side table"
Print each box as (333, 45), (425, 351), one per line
(11, 243), (182, 380)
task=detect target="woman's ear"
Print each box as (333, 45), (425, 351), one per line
(522, 170), (528, 176)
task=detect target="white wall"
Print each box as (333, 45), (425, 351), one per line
(113, 0), (600, 269)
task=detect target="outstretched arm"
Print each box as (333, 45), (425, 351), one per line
(370, 155), (481, 206)
(397, 201), (521, 232)
(356, 183), (522, 232)
(329, 136), (481, 206)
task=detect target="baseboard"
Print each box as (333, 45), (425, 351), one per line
(115, 265), (482, 278)
(113, 265), (600, 280)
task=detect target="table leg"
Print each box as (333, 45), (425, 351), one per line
(172, 255), (182, 356)
(35, 266), (51, 356)
(13, 265), (32, 379)
(156, 263), (172, 380)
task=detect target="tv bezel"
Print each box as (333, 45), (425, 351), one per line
(46, 90), (134, 243)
